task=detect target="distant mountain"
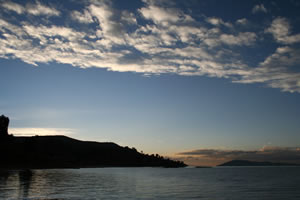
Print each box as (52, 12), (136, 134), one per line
(0, 135), (186, 169)
(218, 160), (299, 167)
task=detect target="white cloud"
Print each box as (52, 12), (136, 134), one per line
(236, 46), (300, 93)
(173, 47), (212, 60)
(201, 31), (257, 47)
(206, 17), (232, 27)
(121, 10), (137, 25)
(252, 4), (267, 14)
(139, 4), (192, 26)
(89, 4), (114, 31)
(23, 24), (85, 40)
(259, 46), (300, 67)
(71, 10), (94, 24)
(1, 1), (25, 14)
(9, 127), (75, 136)
(88, 3), (129, 45)
(220, 32), (257, 46)
(1, 1), (60, 16)
(236, 18), (248, 25)
(0, 1), (299, 93)
(27, 1), (60, 16)
(266, 17), (300, 44)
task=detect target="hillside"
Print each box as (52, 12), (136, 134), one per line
(0, 135), (186, 169)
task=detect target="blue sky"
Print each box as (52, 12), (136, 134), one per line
(0, 0), (300, 165)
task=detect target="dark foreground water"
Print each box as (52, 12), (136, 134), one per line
(0, 167), (300, 200)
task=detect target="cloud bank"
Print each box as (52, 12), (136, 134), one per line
(0, 0), (300, 92)
(176, 146), (300, 166)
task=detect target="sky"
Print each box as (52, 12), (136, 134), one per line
(0, 0), (300, 166)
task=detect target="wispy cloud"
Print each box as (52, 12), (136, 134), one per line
(176, 146), (300, 166)
(252, 4), (267, 14)
(1, 1), (60, 16)
(235, 46), (300, 92)
(219, 32), (256, 46)
(71, 10), (94, 24)
(26, 1), (60, 16)
(1, 1), (25, 14)
(206, 17), (232, 27)
(236, 18), (248, 25)
(0, 0), (299, 93)
(265, 17), (300, 44)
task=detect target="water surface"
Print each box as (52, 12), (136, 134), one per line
(0, 167), (300, 200)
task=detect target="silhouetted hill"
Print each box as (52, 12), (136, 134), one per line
(218, 160), (299, 167)
(0, 135), (186, 169)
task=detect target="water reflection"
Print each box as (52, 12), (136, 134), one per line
(0, 168), (139, 199)
(0, 170), (32, 199)
(0, 170), (11, 183)
(0, 169), (66, 200)
(18, 170), (33, 199)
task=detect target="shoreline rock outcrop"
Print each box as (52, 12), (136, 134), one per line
(0, 115), (9, 137)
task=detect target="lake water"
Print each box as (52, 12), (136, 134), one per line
(0, 167), (300, 200)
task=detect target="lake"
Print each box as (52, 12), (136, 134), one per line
(0, 167), (300, 200)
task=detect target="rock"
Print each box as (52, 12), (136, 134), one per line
(0, 115), (9, 136)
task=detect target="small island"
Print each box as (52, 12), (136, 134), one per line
(218, 159), (299, 167)
(0, 115), (186, 169)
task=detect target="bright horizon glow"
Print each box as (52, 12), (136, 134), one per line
(9, 127), (75, 137)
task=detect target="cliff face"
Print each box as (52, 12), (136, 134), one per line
(0, 135), (186, 169)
